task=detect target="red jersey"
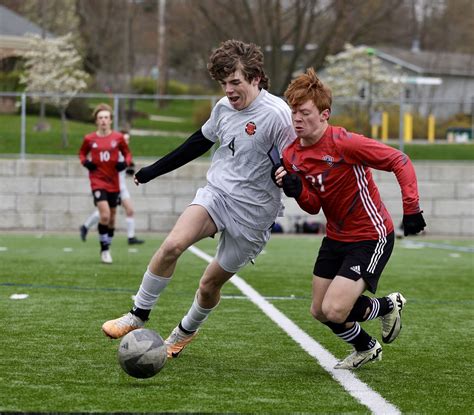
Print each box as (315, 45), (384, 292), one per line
(78, 130), (132, 192)
(283, 125), (421, 242)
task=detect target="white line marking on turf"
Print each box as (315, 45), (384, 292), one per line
(221, 294), (298, 300)
(10, 293), (29, 300)
(188, 245), (400, 415)
(402, 240), (474, 253)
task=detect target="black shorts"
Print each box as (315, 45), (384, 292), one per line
(313, 232), (394, 293)
(92, 189), (120, 208)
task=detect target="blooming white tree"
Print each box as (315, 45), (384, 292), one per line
(20, 33), (89, 147)
(323, 43), (401, 101)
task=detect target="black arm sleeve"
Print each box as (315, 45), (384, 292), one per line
(134, 129), (214, 184)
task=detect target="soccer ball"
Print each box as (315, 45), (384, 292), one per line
(118, 328), (167, 378)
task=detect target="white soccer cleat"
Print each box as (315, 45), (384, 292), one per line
(165, 325), (198, 358)
(101, 250), (113, 264)
(381, 292), (407, 343)
(102, 312), (145, 339)
(334, 340), (382, 370)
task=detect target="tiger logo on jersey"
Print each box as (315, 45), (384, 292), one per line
(245, 121), (257, 135)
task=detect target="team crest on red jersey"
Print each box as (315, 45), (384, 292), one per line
(245, 121), (257, 135)
(322, 155), (334, 167)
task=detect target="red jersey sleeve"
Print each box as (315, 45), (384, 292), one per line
(335, 131), (421, 214)
(78, 135), (91, 164)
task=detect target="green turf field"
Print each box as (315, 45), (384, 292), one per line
(0, 233), (472, 413)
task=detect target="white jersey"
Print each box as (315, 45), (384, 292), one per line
(202, 89), (295, 230)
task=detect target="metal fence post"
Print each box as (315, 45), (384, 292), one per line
(471, 96), (474, 141)
(20, 93), (26, 159)
(113, 95), (119, 131)
(398, 86), (405, 153)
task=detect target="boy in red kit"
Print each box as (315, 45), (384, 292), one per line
(79, 103), (132, 264)
(273, 68), (426, 369)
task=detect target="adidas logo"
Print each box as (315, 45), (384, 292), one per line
(291, 164), (300, 171)
(350, 265), (361, 275)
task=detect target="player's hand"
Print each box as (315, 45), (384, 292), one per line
(271, 165), (286, 187)
(282, 174), (302, 199)
(115, 161), (128, 172)
(402, 211), (426, 236)
(126, 162), (135, 176)
(134, 166), (153, 185)
(83, 160), (97, 171)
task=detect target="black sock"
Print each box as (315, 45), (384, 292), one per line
(345, 295), (372, 322)
(178, 322), (196, 335)
(346, 296), (393, 322)
(131, 306), (150, 321)
(98, 223), (109, 251)
(323, 321), (375, 352)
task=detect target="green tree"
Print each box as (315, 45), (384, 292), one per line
(20, 33), (89, 148)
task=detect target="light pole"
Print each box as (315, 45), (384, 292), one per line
(157, 0), (167, 99)
(366, 47), (375, 135)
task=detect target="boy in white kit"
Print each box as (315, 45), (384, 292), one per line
(102, 40), (295, 357)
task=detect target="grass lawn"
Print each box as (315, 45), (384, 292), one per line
(0, 233), (472, 413)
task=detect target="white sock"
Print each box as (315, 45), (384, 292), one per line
(84, 210), (100, 229)
(126, 217), (135, 239)
(180, 294), (219, 332)
(134, 268), (172, 310)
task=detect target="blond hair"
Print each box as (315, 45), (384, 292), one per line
(92, 103), (113, 121)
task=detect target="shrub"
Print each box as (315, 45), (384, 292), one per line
(66, 98), (93, 122)
(167, 80), (189, 95)
(192, 100), (212, 127)
(131, 77), (215, 96)
(131, 77), (156, 94)
(437, 113), (471, 138)
(0, 71), (23, 92)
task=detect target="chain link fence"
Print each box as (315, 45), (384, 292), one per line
(0, 91), (472, 158)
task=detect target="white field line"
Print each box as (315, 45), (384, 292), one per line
(188, 245), (400, 415)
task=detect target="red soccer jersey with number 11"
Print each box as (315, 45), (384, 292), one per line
(282, 125), (421, 242)
(79, 131), (132, 192)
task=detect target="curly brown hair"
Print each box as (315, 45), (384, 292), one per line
(284, 68), (332, 113)
(207, 39), (270, 90)
(92, 103), (113, 121)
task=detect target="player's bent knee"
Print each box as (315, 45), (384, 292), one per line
(310, 304), (326, 321)
(322, 304), (348, 324)
(160, 239), (186, 261)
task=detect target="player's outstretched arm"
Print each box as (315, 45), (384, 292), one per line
(134, 129), (214, 185)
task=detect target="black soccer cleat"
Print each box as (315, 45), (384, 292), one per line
(80, 225), (88, 242)
(128, 237), (145, 245)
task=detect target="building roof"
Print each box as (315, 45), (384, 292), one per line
(375, 46), (474, 77)
(0, 5), (54, 59)
(0, 5), (53, 37)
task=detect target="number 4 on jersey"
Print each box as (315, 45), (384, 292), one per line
(228, 137), (235, 156)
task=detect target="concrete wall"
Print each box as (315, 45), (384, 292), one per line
(0, 158), (473, 236)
